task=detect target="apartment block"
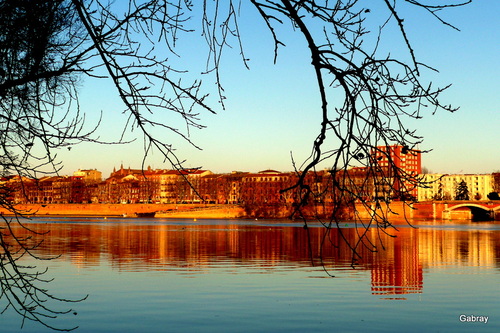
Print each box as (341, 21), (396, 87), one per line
(371, 145), (422, 200)
(418, 174), (494, 201)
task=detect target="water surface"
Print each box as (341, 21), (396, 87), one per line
(2, 218), (499, 332)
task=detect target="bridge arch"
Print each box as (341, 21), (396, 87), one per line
(446, 203), (493, 221)
(449, 203), (492, 211)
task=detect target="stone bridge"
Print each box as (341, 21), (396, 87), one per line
(415, 201), (500, 221)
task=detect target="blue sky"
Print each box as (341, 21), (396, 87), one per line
(57, 1), (499, 177)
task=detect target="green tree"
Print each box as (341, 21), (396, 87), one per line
(433, 181), (444, 201)
(455, 180), (469, 200)
(487, 192), (500, 200)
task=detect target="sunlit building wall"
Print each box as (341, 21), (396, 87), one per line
(372, 145), (422, 200)
(418, 174), (493, 201)
(73, 169), (102, 183)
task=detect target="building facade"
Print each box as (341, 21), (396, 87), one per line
(418, 174), (494, 201)
(371, 145), (422, 200)
(73, 169), (102, 183)
(4, 162), (498, 210)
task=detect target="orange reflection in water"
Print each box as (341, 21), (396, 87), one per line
(6, 220), (500, 297)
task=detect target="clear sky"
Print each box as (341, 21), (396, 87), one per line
(56, 1), (499, 178)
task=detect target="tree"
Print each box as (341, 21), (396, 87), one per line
(1, 0), (471, 328)
(487, 192), (500, 200)
(1, 1), (471, 203)
(250, 0), (469, 262)
(421, 167), (431, 175)
(493, 173), (500, 193)
(433, 181), (444, 201)
(455, 180), (469, 201)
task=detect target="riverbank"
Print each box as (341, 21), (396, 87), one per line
(1, 201), (496, 220)
(0, 203), (246, 219)
(0, 202), (412, 220)
(0, 201), (430, 219)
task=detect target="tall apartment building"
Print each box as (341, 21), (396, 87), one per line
(373, 145), (422, 175)
(372, 145), (421, 200)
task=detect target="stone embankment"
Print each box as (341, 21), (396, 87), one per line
(155, 205), (245, 219)
(0, 203), (245, 219)
(0, 202), (411, 220)
(354, 201), (417, 220)
(2, 201), (493, 220)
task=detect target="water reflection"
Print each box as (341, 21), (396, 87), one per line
(11, 218), (500, 298)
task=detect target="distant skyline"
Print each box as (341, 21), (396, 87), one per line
(51, 1), (498, 178)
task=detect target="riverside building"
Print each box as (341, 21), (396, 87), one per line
(418, 174), (494, 201)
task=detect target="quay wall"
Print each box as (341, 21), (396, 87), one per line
(2, 201), (496, 220)
(354, 201), (500, 220)
(354, 201), (418, 220)
(353, 201), (473, 220)
(155, 206), (245, 219)
(0, 202), (447, 220)
(0, 203), (245, 218)
(353, 201), (449, 220)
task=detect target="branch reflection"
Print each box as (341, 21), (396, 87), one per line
(1, 216), (87, 331)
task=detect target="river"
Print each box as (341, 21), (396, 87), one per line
(1, 218), (499, 332)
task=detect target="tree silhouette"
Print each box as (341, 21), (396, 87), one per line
(250, 0), (469, 263)
(1, 0), (471, 328)
(487, 192), (500, 200)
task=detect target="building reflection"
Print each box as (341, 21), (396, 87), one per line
(8, 220), (500, 297)
(369, 228), (423, 296)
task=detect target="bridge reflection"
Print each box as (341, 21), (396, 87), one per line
(8, 220), (500, 298)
